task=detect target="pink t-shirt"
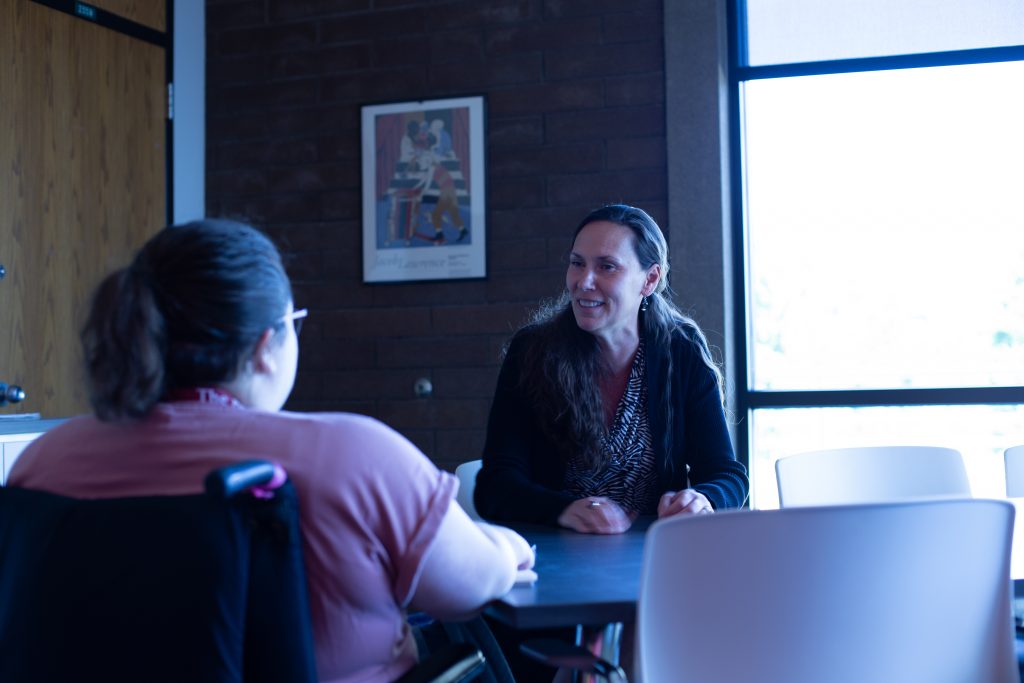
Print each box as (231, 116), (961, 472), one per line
(9, 401), (458, 683)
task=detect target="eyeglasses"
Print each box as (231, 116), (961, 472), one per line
(278, 308), (308, 337)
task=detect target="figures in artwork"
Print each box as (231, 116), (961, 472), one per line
(384, 114), (469, 247)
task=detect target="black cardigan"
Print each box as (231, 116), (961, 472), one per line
(474, 326), (749, 525)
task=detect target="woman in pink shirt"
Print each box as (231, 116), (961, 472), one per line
(10, 219), (535, 683)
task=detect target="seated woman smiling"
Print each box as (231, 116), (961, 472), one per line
(475, 204), (748, 534)
(10, 219), (534, 683)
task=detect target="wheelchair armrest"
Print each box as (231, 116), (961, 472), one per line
(204, 460), (280, 498)
(395, 642), (486, 683)
(520, 638), (626, 682)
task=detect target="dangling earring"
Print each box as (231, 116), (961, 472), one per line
(640, 295), (649, 312)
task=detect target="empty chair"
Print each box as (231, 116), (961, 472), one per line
(455, 459), (483, 520)
(775, 445), (970, 507)
(638, 499), (1018, 683)
(1005, 446), (1024, 497)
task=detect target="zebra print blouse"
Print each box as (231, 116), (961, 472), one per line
(563, 342), (661, 514)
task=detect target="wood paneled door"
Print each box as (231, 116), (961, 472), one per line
(0, 0), (167, 418)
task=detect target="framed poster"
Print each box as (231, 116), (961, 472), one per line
(361, 95), (486, 283)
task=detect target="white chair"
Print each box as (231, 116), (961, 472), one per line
(775, 445), (970, 507)
(454, 460), (483, 520)
(637, 499), (1018, 683)
(1005, 446), (1024, 497)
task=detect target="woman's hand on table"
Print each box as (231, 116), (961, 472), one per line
(657, 489), (713, 518)
(557, 497), (634, 534)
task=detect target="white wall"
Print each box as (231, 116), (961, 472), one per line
(172, 0), (205, 223)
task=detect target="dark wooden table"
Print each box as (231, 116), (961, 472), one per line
(485, 517), (653, 630)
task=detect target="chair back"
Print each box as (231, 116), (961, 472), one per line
(455, 459), (483, 520)
(636, 499), (1018, 683)
(0, 461), (317, 683)
(775, 445), (970, 507)
(1005, 445), (1024, 497)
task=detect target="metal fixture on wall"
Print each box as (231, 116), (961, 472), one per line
(1, 263), (25, 405)
(0, 383), (25, 406)
(413, 377), (433, 398)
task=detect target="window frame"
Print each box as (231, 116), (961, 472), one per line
(726, 0), (1024, 472)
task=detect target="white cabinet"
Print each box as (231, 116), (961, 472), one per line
(1, 433), (42, 486)
(0, 420), (64, 485)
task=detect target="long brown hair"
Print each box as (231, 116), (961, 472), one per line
(515, 204), (723, 471)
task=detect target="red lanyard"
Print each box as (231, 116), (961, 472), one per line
(166, 387), (243, 408)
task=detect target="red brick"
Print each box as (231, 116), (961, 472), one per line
(264, 223), (349, 252)
(400, 430), (436, 459)
(284, 251), (325, 280)
(484, 16), (602, 53)
(377, 336), (496, 368)
(488, 80), (604, 115)
(488, 176), (545, 210)
(212, 79), (320, 114)
(373, 36), (427, 68)
(321, 66), (430, 104)
(547, 169), (667, 206)
(485, 269), (564, 303)
(211, 138), (320, 170)
(216, 193), (325, 224)
(217, 23), (318, 56)
(487, 237), (549, 271)
(369, 281), (489, 307)
(207, 54), (270, 85)
(488, 116), (544, 147)
(488, 205), (589, 239)
(427, 0), (541, 30)
(607, 137), (667, 169)
(207, 0), (673, 457)
(321, 307), (433, 338)
(431, 302), (533, 335)
(318, 369), (426, 400)
(546, 105), (665, 141)
(207, 168), (270, 196)
(489, 142), (605, 177)
(267, 44), (374, 78)
(602, 9), (662, 43)
(321, 8), (430, 44)
(433, 368), (502, 399)
(268, 165), (359, 194)
(545, 40), (662, 80)
(605, 72), (664, 106)
(257, 105), (360, 138)
(321, 189), (361, 220)
(545, 0), (660, 19)
(316, 134), (360, 161)
(321, 247), (363, 279)
(207, 1), (266, 29)
(429, 30), (485, 65)
(268, 0), (369, 22)
(291, 280), (375, 309)
(378, 398), (490, 430)
(435, 430), (487, 464)
(290, 369), (322, 400)
(428, 53), (541, 90)
(299, 337), (376, 370)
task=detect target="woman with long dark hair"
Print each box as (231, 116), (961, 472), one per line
(475, 204), (748, 534)
(11, 219), (535, 683)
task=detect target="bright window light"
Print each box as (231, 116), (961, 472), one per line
(749, 404), (1024, 509)
(743, 60), (1024, 392)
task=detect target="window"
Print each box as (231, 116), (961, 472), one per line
(733, 0), (1024, 507)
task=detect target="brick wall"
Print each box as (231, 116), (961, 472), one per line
(205, 0), (667, 472)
